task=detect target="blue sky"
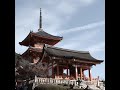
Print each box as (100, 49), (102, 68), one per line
(15, 0), (105, 80)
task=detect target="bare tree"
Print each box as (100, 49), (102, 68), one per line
(15, 52), (48, 80)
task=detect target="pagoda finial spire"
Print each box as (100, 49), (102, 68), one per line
(39, 8), (42, 31)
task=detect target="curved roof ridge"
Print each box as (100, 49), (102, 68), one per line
(88, 53), (103, 61)
(34, 30), (63, 39)
(46, 45), (89, 54)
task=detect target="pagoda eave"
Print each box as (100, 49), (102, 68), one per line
(19, 40), (61, 46)
(19, 33), (63, 46)
(21, 47), (43, 58)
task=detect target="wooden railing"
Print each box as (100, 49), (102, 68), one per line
(33, 77), (77, 88)
(32, 76), (104, 90)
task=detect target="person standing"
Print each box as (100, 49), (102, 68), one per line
(23, 81), (28, 90)
(76, 78), (82, 88)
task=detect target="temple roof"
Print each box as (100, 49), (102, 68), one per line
(20, 45), (103, 64)
(45, 45), (103, 63)
(35, 30), (63, 40)
(19, 30), (63, 46)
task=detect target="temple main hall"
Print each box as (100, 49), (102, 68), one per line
(19, 9), (103, 81)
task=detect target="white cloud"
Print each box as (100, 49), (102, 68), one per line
(53, 0), (96, 18)
(84, 42), (105, 53)
(58, 20), (105, 35)
(57, 28), (101, 49)
(79, 0), (96, 6)
(56, 1), (76, 15)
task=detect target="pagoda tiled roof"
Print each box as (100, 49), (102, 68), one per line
(19, 30), (63, 46)
(33, 30), (63, 40)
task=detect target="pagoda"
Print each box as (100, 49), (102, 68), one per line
(19, 8), (103, 81)
(19, 8), (62, 63)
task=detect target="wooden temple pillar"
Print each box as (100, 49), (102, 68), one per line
(57, 63), (59, 76)
(80, 67), (82, 80)
(52, 61), (54, 78)
(67, 63), (68, 77)
(69, 69), (70, 77)
(75, 65), (78, 79)
(88, 68), (92, 81)
(62, 67), (64, 78)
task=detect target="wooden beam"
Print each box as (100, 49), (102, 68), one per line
(73, 59), (97, 64)
(51, 57), (98, 65)
(75, 64), (78, 79)
(67, 63), (68, 77)
(52, 61), (54, 78)
(80, 67), (82, 80)
(57, 63), (59, 76)
(88, 68), (92, 81)
(77, 65), (91, 69)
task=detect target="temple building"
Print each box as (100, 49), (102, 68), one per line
(19, 8), (103, 81)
